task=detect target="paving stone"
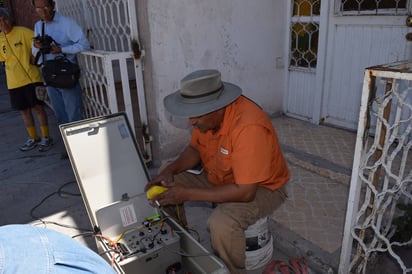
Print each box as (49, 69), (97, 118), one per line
(1, 64), (402, 273)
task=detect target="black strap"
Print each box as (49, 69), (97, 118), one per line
(34, 21), (66, 67)
(34, 22), (61, 66)
(33, 50), (42, 66)
(34, 22), (45, 66)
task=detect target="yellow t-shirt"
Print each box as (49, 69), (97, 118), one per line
(0, 26), (42, 89)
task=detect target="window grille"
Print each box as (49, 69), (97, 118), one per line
(336, 0), (409, 15)
(340, 60), (412, 273)
(57, 0), (132, 52)
(290, 0), (321, 70)
(55, 0), (152, 164)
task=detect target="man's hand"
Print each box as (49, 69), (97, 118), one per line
(33, 40), (42, 49)
(152, 182), (187, 206)
(146, 185), (168, 199)
(144, 169), (174, 191)
(49, 45), (62, 54)
(144, 145), (201, 191)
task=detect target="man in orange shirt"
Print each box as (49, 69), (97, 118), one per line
(146, 69), (290, 274)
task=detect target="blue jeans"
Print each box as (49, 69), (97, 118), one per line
(46, 83), (83, 124)
(0, 224), (116, 274)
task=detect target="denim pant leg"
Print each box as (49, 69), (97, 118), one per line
(62, 83), (83, 123)
(0, 224), (116, 274)
(46, 84), (83, 124)
(47, 86), (69, 124)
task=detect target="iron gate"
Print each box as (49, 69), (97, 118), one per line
(55, 0), (152, 164)
(340, 60), (412, 274)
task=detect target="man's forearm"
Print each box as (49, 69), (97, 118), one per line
(164, 145), (200, 175)
(184, 183), (257, 203)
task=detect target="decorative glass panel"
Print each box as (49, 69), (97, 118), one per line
(338, 0), (408, 15)
(290, 0), (321, 69)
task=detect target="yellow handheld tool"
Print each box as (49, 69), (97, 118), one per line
(146, 185), (168, 199)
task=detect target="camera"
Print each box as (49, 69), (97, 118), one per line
(33, 35), (54, 54)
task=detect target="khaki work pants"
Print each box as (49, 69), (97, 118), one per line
(165, 171), (287, 274)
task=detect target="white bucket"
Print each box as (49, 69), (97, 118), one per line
(245, 217), (270, 251)
(245, 217), (273, 270)
(245, 235), (273, 270)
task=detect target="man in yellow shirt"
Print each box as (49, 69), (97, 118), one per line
(0, 8), (52, 151)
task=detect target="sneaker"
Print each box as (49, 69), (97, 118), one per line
(20, 138), (40, 151)
(38, 137), (54, 152)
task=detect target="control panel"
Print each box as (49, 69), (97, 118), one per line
(116, 219), (180, 260)
(104, 216), (183, 274)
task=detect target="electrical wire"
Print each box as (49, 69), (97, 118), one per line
(95, 234), (124, 267)
(28, 178), (211, 268)
(114, 224), (145, 244)
(71, 231), (96, 239)
(170, 205), (201, 242)
(159, 238), (211, 258)
(30, 180), (91, 232)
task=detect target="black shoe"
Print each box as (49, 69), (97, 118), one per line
(20, 138), (40, 151)
(38, 137), (54, 152)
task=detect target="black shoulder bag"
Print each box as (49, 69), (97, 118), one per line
(38, 22), (81, 89)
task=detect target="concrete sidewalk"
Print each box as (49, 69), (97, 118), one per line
(0, 62), (345, 273)
(0, 67), (94, 248)
(1, 65), (406, 273)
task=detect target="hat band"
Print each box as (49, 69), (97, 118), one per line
(181, 85), (224, 104)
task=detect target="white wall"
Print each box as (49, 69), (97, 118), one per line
(145, 0), (288, 163)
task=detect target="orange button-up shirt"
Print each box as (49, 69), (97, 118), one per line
(190, 96), (290, 190)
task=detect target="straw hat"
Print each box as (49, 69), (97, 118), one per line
(164, 69), (242, 117)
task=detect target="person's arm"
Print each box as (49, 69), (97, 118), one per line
(161, 145), (201, 177)
(31, 23), (41, 58)
(145, 145), (201, 190)
(155, 182), (258, 206)
(52, 18), (90, 55)
(155, 124), (274, 205)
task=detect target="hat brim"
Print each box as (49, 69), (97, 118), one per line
(163, 82), (242, 117)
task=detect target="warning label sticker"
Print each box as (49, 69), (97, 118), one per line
(120, 204), (138, 227)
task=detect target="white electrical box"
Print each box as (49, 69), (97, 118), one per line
(60, 113), (229, 274)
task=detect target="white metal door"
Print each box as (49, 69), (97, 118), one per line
(285, 1), (411, 130)
(284, 0), (328, 124)
(321, 1), (411, 130)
